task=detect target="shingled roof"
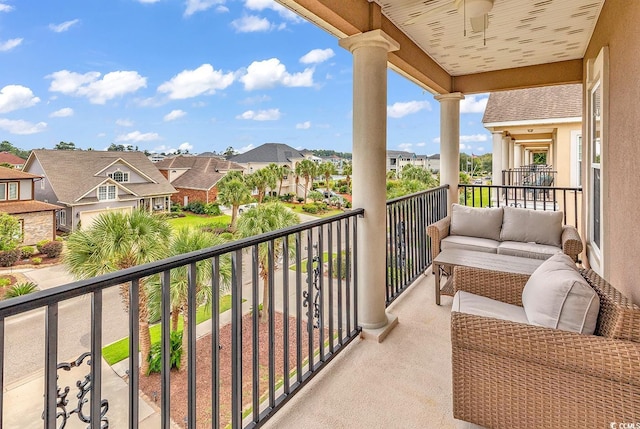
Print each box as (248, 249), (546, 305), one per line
(25, 150), (176, 205)
(1, 200), (62, 214)
(0, 166), (41, 180)
(0, 152), (26, 166)
(482, 84), (582, 124)
(229, 143), (305, 164)
(155, 155), (244, 190)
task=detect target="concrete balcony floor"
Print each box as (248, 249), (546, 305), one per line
(263, 271), (482, 429)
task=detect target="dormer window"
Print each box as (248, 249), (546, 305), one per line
(98, 184), (117, 201)
(108, 171), (129, 183)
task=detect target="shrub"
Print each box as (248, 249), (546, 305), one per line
(0, 277), (10, 288)
(0, 249), (21, 267)
(4, 282), (39, 298)
(186, 201), (206, 214)
(41, 241), (63, 258)
(339, 185), (349, 194)
(55, 236), (64, 242)
(296, 197), (304, 203)
(0, 212), (22, 251)
(31, 257), (42, 265)
(204, 203), (221, 216)
(147, 330), (182, 374)
(279, 193), (294, 203)
(36, 240), (49, 253)
(302, 202), (327, 214)
(21, 246), (36, 259)
(170, 204), (182, 213)
(331, 253), (349, 279)
(308, 190), (324, 202)
(345, 201), (352, 209)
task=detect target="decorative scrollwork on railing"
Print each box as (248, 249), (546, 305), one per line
(42, 352), (109, 429)
(395, 220), (406, 268)
(303, 244), (322, 329)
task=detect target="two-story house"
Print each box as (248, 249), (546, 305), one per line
(0, 152), (26, 170)
(0, 166), (61, 245)
(23, 150), (177, 232)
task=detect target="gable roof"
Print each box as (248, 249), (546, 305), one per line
(0, 166), (41, 180)
(0, 152), (26, 165)
(1, 200), (62, 214)
(155, 155), (244, 190)
(229, 143), (305, 164)
(25, 150), (176, 205)
(482, 84), (583, 124)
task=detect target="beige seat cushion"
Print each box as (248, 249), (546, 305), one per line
(497, 241), (562, 260)
(441, 235), (499, 253)
(522, 253), (600, 334)
(450, 204), (503, 241)
(500, 206), (563, 247)
(452, 291), (529, 324)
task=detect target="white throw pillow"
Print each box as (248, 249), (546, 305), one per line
(522, 253), (600, 334)
(500, 206), (563, 247)
(450, 204), (503, 242)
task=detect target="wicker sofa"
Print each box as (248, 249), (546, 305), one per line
(451, 265), (640, 428)
(427, 204), (583, 262)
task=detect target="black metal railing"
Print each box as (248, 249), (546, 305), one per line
(502, 165), (557, 187)
(0, 209), (363, 429)
(385, 186), (448, 306)
(460, 184), (583, 228)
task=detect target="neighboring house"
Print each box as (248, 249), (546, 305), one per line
(386, 151), (439, 174)
(148, 153), (166, 163)
(229, 143), (308, 196)
(155, 155), (244, 206)
(23, 150), (177, 232)
(0, 166), (61, 245)
(483, 83), (582, 188)
(0, 152), (26, 169)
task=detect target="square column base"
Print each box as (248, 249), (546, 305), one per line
(360, 313), (399, 343)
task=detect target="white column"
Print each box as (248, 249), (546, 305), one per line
(340, 30), (399, 330)
(514, 143), (522, 168)
(491, 131), (503, 185)
(508, 138), (515, 169)
(524, 148), (531, 165)
(435, 92), (465, 213)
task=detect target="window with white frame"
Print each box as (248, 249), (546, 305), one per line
(108, 171), (129, 183)
(40, 178), (46, 190)
(98, 184), (117, 201)
(7, 182), (18, 200)
(58, 210), (66, 226)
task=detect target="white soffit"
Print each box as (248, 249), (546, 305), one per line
(379, 0), (605, 76)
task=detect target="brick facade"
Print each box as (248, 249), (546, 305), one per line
(172, 187), (219, 206)
(16, 211), (55, 245)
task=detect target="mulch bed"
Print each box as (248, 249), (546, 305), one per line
(139, 312), (328, 428)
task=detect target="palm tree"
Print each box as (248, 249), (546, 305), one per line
(295, 159), (317, 202)
(276, 164), (291, 196)
(236, 203), (299, 323)
(64, 209), (171, 375)
(318, 161), (337, 192)
(342, 162), (352, 189)
(217, 178), (252, 231)
(147, 227), (232, 371)
(247, 168), (277, 203)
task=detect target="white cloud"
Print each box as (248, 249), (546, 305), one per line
(231, 15), (273, 33)
(49, 19), (80, 33)
(0, 118), (47, 134)
(164, 109), (187, 121)
(459, 143), (468, 151)
(0, 38), (23, 52)
(0, 4), (15, 12)
(476, 147), (485, 152)
(116, 118), (134, 127)
(240, 94), (271, 104)
(50, 107), (73, 117)
(387, 100), (431, 118)
(236, 108), (281, 121)
(237, 144), (254, 153)
(296, 121), (311, 129)
(460, 94), (488, 113)
(416, 142), (426, 147)
(460, 134), (489, 143)
(178, 142), (193, 152)
(158, 64), (234, 99)
(0, 85), (40, 113)
(300, 48), (334, 64)
(397, 143), (413, 151)
(184, 0), (225, 16)
(216, 5), (229, 12)
(47, 70), (147, 104)
(244, 0), (301, 22)
(115, 130), (161, 142)
(240, 58), (313, 90)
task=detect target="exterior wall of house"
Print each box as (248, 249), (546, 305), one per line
(172, 187), (217, 206)
(17, 179), (33, 200)
(237, 161), (302, 197)
(584, 0), (640, 304)
(72, 200), (138, 231)
(100, 162), (148, 183)
(26, 159), (59, 204)
(16, 211), (55, 245)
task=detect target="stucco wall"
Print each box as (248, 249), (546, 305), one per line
(17, 211), (55, 245)
(584, 0), (640, 304)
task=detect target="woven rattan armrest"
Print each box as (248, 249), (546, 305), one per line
(451, 311), (640, 386)
(561, 225), (583, 261)
(426, 215), (450, 262)
(452, 266), (529, 306)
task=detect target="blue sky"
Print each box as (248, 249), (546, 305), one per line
(0, 0), (490, 156)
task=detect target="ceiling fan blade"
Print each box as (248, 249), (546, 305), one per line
(469, 13), (489, 32)
(403, 2), (455, 26)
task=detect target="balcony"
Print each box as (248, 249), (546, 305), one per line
(0, 185), (591, 427)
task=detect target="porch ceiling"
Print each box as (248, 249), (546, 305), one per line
(278, 0), (605, 94)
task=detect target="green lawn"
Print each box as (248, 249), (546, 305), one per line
(464, 187), (491, 207)
(102, 294), (233, 365)
(167, 213), (231, 229)
(283, 202), (344, 218)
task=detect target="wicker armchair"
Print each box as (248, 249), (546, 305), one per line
(451, 266), (640, 428)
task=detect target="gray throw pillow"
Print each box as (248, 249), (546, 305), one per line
(449, 204), (503, 242)
(500, 206), (563, 247)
